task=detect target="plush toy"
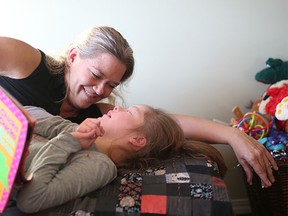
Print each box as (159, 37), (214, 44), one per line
(258, 127), (288, 161)
(256, 80), (288, 159)
(276, 96), (288, 120)
(255, 58), (288, 84)
(258, 80), (288, 131)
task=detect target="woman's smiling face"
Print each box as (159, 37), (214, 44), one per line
(66, 48), (126, 109)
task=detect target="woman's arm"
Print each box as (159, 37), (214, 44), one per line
(16, 132), (116, 213)
(172, 114), (278, 188)
(0, 37), (41, 78)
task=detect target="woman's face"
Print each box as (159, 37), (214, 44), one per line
(100, 105), (149, 139)
(66, 48), (126, 109)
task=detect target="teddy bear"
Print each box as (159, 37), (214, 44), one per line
(255, 57), (288, 84)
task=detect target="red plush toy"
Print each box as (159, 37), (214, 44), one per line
(258, 80), (288, 131)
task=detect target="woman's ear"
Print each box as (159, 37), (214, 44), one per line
(129, 136), (147, 149)
(67, 48), (77, 65)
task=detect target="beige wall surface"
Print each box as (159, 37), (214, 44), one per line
(1, 0), (287, 205)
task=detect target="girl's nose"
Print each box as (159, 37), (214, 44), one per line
(113, 105), (124, 111)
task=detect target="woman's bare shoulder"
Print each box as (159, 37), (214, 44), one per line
(0, 36), (41, 79)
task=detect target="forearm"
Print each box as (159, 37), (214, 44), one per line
(173, 114), (237, 145)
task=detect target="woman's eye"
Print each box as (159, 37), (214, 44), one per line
(108, 84), (117, 89)
(91, 72), (100, 79)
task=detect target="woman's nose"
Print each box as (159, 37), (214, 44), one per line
(93, 83), (105, 96)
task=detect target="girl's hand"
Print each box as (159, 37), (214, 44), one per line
(71, 118), (104, 149)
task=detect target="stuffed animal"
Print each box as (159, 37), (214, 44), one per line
(276, 96), (288, 120)
(258, 80), (288, 131)
(255, 58), (288, 84)
(256, 80), (288, 158)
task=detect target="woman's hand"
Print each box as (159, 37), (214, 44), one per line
(170, 114), (278, 188)
(71, 118), (104, 149)
(228, 128), (278, 188)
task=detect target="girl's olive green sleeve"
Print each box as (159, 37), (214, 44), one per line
(16, 132), (116, 214)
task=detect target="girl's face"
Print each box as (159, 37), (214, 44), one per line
(98, 105), (150, 164)
(100, 105), (149, 139)
(66, 48), (126, 109)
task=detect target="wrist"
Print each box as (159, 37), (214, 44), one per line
(223, 127), (245, 147)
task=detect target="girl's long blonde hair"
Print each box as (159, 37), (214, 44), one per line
(117, 106), (227, 177)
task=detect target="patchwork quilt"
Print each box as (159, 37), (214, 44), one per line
(30, 155), (233, 216)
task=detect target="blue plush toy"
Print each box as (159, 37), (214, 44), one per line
(258, 118), (288, 161)
(255, 58), (288, 84)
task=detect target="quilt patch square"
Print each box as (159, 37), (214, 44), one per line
(165, 172), (190, 184)
(142, 174), (166, 184)
(167, 196), (192, 216)
(116, 173), (142, 214)
(190, 173), (211, 185)
(142, 183), (166, 195)
(212, 176), (226, 188)
(186, 165), (213, 176)
(142, 166), (166, 176)
(191, 199), (212, 216)
(166, 183), (191, 197)
(165, 160), (187, 173)
(141, 195), (167, 215)
(184, 157), (206, 166)
(190, 183), (213, 200)
(212, 185), (231, 202)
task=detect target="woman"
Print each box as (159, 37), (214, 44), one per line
(16, 105), (226, 214)
(0, 25), (277, 188)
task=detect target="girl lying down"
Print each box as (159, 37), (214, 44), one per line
(16, 105), (227, 214)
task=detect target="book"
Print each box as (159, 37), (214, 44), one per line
(0, 86), (35, 213)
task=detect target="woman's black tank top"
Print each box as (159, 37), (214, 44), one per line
(0, 50), (102, 123)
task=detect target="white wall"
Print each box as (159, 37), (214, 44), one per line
(1, 0), (288, 208)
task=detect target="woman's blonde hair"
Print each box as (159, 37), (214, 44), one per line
(45, 25), (134, 104)
(118, 106), (227, 177)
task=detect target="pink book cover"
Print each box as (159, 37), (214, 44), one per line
(0, 87), (35, 213)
